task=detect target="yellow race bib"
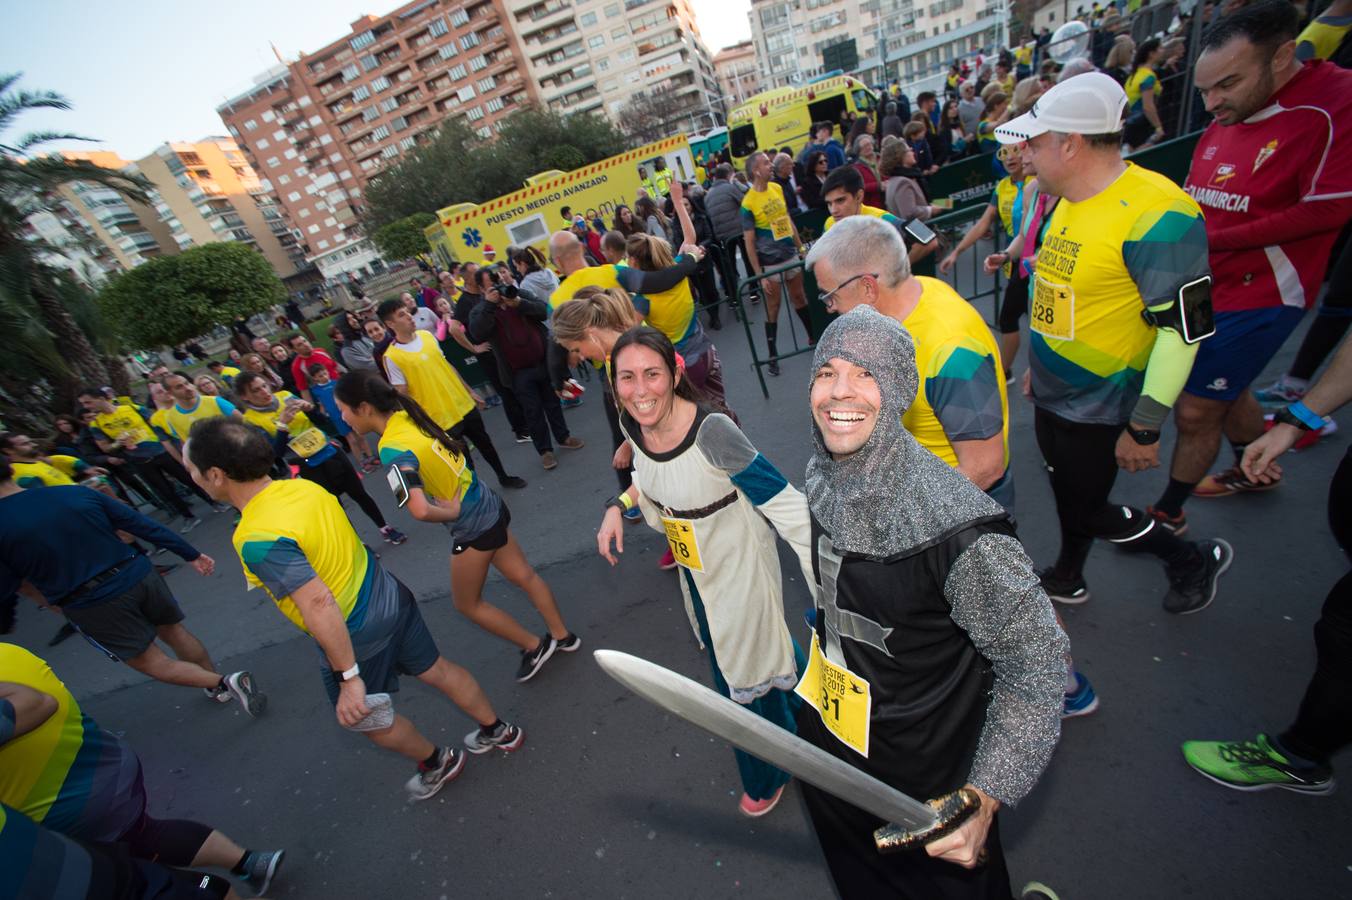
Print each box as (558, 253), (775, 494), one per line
(1030, 274), (1075, 341)
(795, 633), (872, 757)
(770, 215), (792, 241)
(286, 427), (328, 459)
(660, 516), (704, 573)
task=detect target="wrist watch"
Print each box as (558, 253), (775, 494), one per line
(1275, 401), (1323, 431)
(1125, 426), (1161, 445)
(333, 663), (360, 682)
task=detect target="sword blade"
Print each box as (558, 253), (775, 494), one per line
(593, 649), (938, 831)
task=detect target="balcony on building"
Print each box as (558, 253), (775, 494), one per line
(515, 0), (572, 27)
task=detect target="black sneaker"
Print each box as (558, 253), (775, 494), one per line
(240, 849), (285, 895)
(404, 747), (464, 801)
(1164, 538), (1233, 615)
(514, 433), (531, 444)
(499, 475), (528, 489)
(1036, 567), (1091, 605)
(515, 635), (558, 682)
(555, 632), (582, 652)
(767, 360), (781, 377)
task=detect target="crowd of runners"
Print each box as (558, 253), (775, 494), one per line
(2, 1), (1352, 897)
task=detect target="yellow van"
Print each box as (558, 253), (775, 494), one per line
(727, 75), (879, 166)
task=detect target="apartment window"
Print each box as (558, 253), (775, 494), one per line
(605, 3), (620, 15)
(341, 64), (359, 81)
(611, 26), (626, 39)
(353, 84), (371, 101)
(449, 8), (470, 26)
(476, 75), (496, 92)
(466, 106), (485, 121)
(476, 126), (492, 139)
(261, 110), (276, 122)
(319, 133), (333, 145)
(449, 63), (468, 79)
(360, 53), (379, 71)
(372, 124), (391, 140)
(458, 85), (476, 102)
(618, 48), (636, 62)
(284, 148), (298, 159)
(277, 174), (291, 185)
(391, 115), (409, 131)
(362, 106), (380, 122)
(485, 97), (505, 113)
(243, 119), (257, 131)
(428, 16), (449, 36)
(350, 31), (375, 50)
(307, 224), (320, 234)
(370, 75), (391, 92)
(399, 136), (417, 150)
(460, 32), (480, 49)
(298, 208), (311, 218)
(439, 44), (459, 60)
(288, 191), (302, 201)
(266, 156), (281, 168)
(256, 138), (270, 150)
(381, 146), (399, 159)
(470, 55), (487, 71)
(588, 34), (605, 48)
(600, 78), (618, 92)
(596, 57), (610, 71)
(379, 96), (399, 113)
(580, 11), (598, 25)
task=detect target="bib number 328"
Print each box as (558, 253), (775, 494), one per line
(1031, 275), (1075, 341)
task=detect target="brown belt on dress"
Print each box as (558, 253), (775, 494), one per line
(648, 489), (739, 520)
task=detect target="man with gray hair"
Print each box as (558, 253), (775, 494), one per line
(958, 81), (984, 139)
(806, 216), (1013, 509)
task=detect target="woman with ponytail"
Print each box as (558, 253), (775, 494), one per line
(335, 371), (578, 683)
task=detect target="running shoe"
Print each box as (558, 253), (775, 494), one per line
(559, 436), (585, 450)
(1252, 377), (1307, 405)
(738, 785), (785, 817)
(561, 396), (583, 409)
(1004, 369), (1015, 386)
(179, 517), (202, 534)
(1163, 538), (1233, 615)
(1181, 733), (1333, 794)
(224, 671), (267, 717)
(380, 526), (408, 545)
(1061, 671), (1099, 719)
(622, 506), (643, 522)
(541, 451), (559, 470)
(499, 475), (528, 489)
(659, 547), (678, 571)
(1145, 504), (1188, 536)
(1193, 466), (1280, 497)
(1036, 568), (1090, 605)
(767, 360), (781, 377)
(1021, 883), (1062, 900)
(514, 433), (531, 444)
(360, 456), (381, 473)
(239, 849), (285, 896)
(211, 502), (232, 514)
(516, 635), (558, 682)
(405, 747), (465, 802)
(555, 632), (582, 652)
(204, 684), (232, 704)
(463, 721), (525, 755)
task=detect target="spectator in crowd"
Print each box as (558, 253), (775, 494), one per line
(402, 292), (440, 333)
(1093, 6), (1124, 65)
(635, 195), (671, 245)
(958, 80), (985, 137)
(612, 204), (644, 238)
(1059, 56), (1099, 81)
(880, 140), (937, 223)
(914, 90), (941, 134)
(880, 101), (905, 139)
(903, 121), (940, 176)
(798, 121), (848, 170)
(1124, 37), (1168, 149)
(1011, 76), (1046, 116)
(850, 134), (885, 208)
(704, 162), (758, 304)
(993, 59), (1016, 95)
(772, 153), (803, 214)
(844, 116), (875, 159)
(510, 244), (561, 301)
(799, 151), (830, 211)
(977, 91), (1010, 156)
(1104, 35), (1136, 84)
(938, 98), (969, 161)
(1154, 37), (1189, 138)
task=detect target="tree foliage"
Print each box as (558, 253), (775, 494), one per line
(0, 72), (151, 430)
(372, 211), (438, 262)
(616, 87), (703, 146)
(362, 106), (631, 232)
(98, 242), (285, 349)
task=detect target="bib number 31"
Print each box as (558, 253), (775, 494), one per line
(795, 633), (872, 757)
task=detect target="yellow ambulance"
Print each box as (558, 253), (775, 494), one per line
(727, 75), (879, 166)
(430, 136), (696, 263)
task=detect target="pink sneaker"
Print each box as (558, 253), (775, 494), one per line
(659, 547), (677, 570)
(738, 785), (785, 818)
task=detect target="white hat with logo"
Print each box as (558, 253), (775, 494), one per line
(994, 72), (1127, 143)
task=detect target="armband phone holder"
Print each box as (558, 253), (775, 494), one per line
(1141, 276), (1215, 344)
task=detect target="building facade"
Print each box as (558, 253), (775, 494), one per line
(507, 0), (724, 134)
(713, 40), (762, 107)
(51, 151), (175, 271)
(217, 0), (538, 280)
(134, 139), (301, 278)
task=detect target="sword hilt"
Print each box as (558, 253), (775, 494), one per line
(872, 787), (984, 858)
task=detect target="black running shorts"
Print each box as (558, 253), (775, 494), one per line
(63, 570), (185, 662)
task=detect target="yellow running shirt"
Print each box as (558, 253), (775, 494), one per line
(11, 459), (79, 488)
(164, 396), (238, 442)
(90, 404), (162, 459)
(551, 266), (622, 309)
(382, 330), (475, 430)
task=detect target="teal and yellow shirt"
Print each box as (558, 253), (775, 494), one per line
(164, 395), (237, 442)
(739, 182), (796, 262)
(89, 403), (163, 460)
(377, 411), (500, 544)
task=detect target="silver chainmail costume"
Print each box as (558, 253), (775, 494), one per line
(804, 305), (1068, 807)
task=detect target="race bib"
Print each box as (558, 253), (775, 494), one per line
(795, 633), (872, 757)
(660, 516), (704, 573)
(103, 411), (154, 445)
(286, 427), (328, 458)
(770, 215), (793, 241)
(1030, 274), (1075, 341)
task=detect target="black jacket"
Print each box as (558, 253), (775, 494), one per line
(467, 288), (551, 384)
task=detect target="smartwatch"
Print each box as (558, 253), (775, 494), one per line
(1125, 426), (1160, 446)
(334, 663), (360, 682)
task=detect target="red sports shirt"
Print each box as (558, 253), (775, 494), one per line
(291, 348), (340, 392)
(1184, 62), (1352, 312)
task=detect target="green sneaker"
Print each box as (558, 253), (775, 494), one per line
(1181, 733), (1334, 795)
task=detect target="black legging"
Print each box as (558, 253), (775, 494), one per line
(297, 451), (387, 529)
(448, 408), (513, 483)
(998, 270), (1029, 335)
(122, 809), (213, 867)
(602, 383), (633, 491)
(1034, 407), (1198, 579)
(1287, 225), (1352, 382)
(1279, 448), (1352, 764)
(130, 453), (212, 518)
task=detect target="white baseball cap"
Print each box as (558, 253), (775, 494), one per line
(994, 72), (1127, 143)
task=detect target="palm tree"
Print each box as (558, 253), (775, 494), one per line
(0, 72), (150, 430)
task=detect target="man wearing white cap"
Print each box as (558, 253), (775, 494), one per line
(994, 72), (1233, 616)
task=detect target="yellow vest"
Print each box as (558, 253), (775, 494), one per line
(384, 330), (475, 430)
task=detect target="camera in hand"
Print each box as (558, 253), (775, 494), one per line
(487, 269), (518, 300)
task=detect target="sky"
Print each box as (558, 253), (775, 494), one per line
(0, 0), (751, 162)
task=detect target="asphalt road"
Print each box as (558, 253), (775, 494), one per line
(9, 277), (1352, 899)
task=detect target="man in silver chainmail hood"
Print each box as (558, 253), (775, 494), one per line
(798, 306), (1067, 900)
